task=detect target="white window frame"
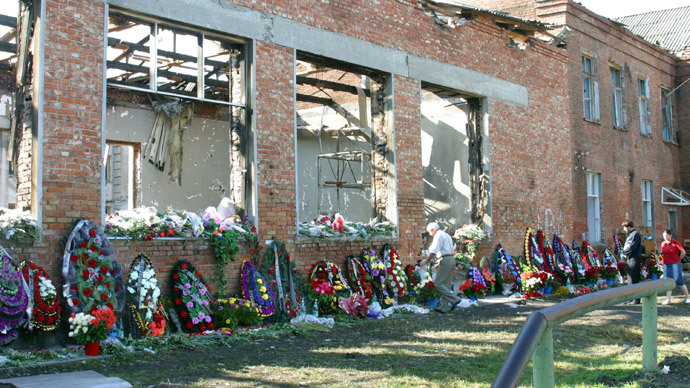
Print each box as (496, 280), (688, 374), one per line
(637, 78), (651, 135)
(586, 172), (602, 243)
(610, 66), (623, 128)
(582, 55), (595, 121)
(661, 87), (674, 142)
(641, 179), (654, 228)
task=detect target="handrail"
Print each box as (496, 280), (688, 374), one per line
(492, 278), (675, 388)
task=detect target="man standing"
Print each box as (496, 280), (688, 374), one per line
(417, 222), (461, 313)
(621, 220), (642, 304)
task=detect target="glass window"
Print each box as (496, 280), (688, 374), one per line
(638, 78), (650, 135)
(582, 55), (594, 121)
(641, 180), (653, 228)
(610, 67), (623, 127)
(662, 88), (673, 142)
(586, 172), (602, 243)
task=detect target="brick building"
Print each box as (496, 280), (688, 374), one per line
(462, 0), (690, 252)
(0, 0), (576, 294)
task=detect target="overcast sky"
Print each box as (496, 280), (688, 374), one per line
(575, 0), (690, 18)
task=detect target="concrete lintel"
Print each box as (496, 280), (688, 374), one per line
(409, 55), (529, 107)
(107, 0), (527, 106)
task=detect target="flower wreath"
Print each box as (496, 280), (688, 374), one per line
(468, 266), (488, 296)
(21, 261), (61, 331)
(362, 248), (392, 304)
(307, 260), (349, 314)
(240, 260), (275, 317)
(581, 241), (601, 268)
(346, 255), (374, 299)
(62, 220), (125, 315)
(569, 241), (588, 280)
(261, 241), (302, 318)
(126, 254), (167, 337)
(524, 228), (545, 270)
(536, 230), (557, 273)
(552, 235), (574, 269)
(0, 246), (29, 345)
(404, 264), (422, 295)
(494, 245), (522, 291)
(381, 245), (407, 298)
(602, 249), (617, 268)
(170, 261), (215, 333)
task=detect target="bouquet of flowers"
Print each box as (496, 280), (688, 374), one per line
(617, 261), (628, 275)
(498, 261), (517, 286)
(453, 224), (488, 263)
(468, 266), (488, 297)
(307, 260), (348, 314)
(215, 298), (262, 330)
(405, 265), (422, 295)
(339, 293), (369, 318)
(68, 308), (116, 344)
(521, 271), (547, 292)
(416, 280), (440, 303)
(583, 267), (601, 284)
(645, 255), (663, 278)
(0, 207), (40, 242)
(600, 266), (619, 281)
(459, 279), (488, 300)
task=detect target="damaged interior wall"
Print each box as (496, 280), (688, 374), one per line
(420, 88), (473, 231)
(106, 105), (231, 213)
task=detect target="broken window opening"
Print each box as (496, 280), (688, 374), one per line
(420, 83), (485, 231)
(106, 12), (252, 217)
(296, 53), (394, 230)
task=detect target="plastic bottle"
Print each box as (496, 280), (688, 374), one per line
(300, 298), (307, 316)
(313, 299), (319, 317)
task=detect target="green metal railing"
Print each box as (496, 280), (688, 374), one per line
(492, 278), (675, 388)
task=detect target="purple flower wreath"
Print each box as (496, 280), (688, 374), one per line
(240, 260), (275, 317)
(0, 249), (29, 345)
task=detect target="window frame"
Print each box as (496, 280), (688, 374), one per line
(586, 171), (602, 243)
(661, 87), (674, 142)
(637, 77), (651, 136)
(641, 179), (654, 229)
(610, 65), (624, 128)
(582, 55), (595, 121)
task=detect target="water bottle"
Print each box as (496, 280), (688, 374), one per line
(313, 299), (319, 317)
(300, 298), (307, 316)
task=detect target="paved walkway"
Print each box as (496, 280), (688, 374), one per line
(0, 371), (131, 388)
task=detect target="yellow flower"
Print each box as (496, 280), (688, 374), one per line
(260, 286), (267, 293)
(257, 279), (263, 284)
(262, 294), (269, 300)
(229, 298), (236, 304)
(225, 319), (231, 324)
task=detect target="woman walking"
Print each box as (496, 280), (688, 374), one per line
(660, 229), (690, 304)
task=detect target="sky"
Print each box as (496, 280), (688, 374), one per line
(575, 0), (690, 18)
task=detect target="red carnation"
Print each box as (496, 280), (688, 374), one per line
(101, 266), (108, 274)
(33, 307), (39, 315)
(83, 288), (93, 297)
(72, 299), (80, 305)
(81, 242), (88, 248)
(208, 322), (215, 329)
(173, 273), (180, 280)
(199, 324), (207, 332)
(186, 322), (193, 329)
(71, 285), (78, 291)
(168, 229), (174, 236)
(160, 232), (166, 237)
(196, 272), (201, 278)
(90, 229), (96, 238)
(102, 294), (110, 301)
(89, 246), (97, 252)
(104, 283), (110, 289)
(82, 270), (90, 279)
(87, 259), (97, 268)
(180, 310), (189, 318)
(181, 263), (188, 270)
(106, 302), (113, 310)
(175, 298), (182, 305)
(70, 255), (78, 262)
(96, 274), (103, 282)
(39, 302), (46, 309)
(29, 262), (37, 270)
(36, 313), (45, 323)
(82, 253), (88, 260)
(45, 316), (52, 325)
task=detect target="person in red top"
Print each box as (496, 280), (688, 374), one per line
(660, 229), (689, 304)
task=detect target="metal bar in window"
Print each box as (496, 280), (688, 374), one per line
(106, 83), (247, 108)
(150, 22), (157, 92)
(197, 34), (204, 99)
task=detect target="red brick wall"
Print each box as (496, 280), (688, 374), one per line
(5, 0), (574, 298)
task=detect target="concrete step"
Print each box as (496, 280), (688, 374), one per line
(0, 370), (132, 388)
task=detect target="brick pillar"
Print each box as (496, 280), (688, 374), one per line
(254, 42), (296, 242)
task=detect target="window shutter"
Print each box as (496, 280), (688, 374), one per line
(593, 56), (600, 122)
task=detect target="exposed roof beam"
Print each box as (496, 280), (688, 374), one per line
(108, 37), (228, 69)
(107, 60), (229, 89)
(0, 41), (16, 54)
(0, 14), (17, 29)
(296, 94), (334, 106)
(297, 75), (370, 97)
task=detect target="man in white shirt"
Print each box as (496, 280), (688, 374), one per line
(417, 222), (461, 313)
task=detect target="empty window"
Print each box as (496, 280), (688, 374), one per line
(582, 55), (595, 121)
(641, 180), (653, 228)
(610, 66), (623, 127)
(295, 53), (396, 236)
(586, 172), (602, 243)
(637, 78), (651, 135)
(105, 12), (252, 215)
(661, 88), (673, 142)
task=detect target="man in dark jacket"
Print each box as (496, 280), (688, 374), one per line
(621, 220), (642, 304)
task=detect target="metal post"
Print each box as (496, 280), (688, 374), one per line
(641, 293), (658, 371)
(532, 326), (555, 388)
